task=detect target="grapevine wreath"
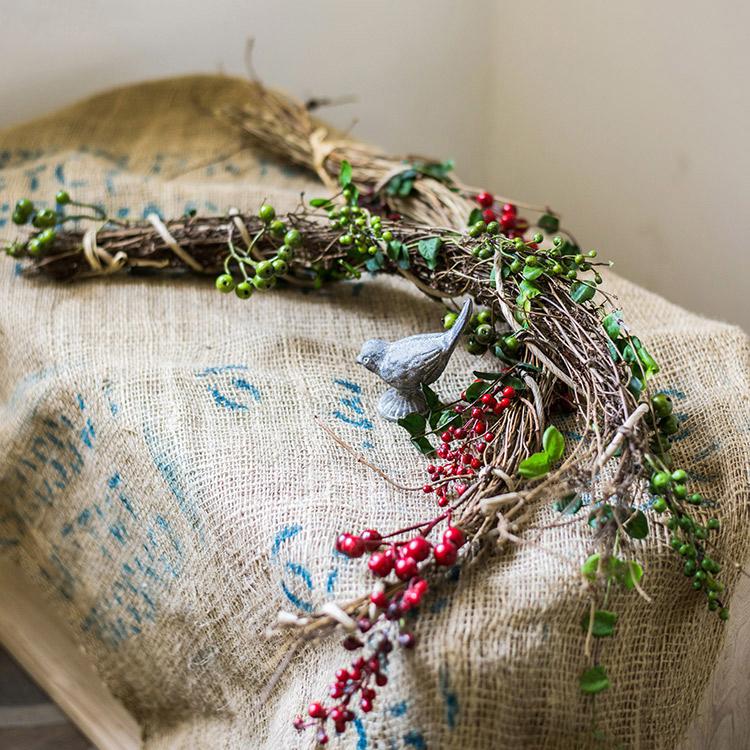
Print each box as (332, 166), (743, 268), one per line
(2, 80), (731, 746)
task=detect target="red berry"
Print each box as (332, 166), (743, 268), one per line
(502, 385), (516, 399)
(376, 673), (388, 686)
(455, 483), (467, 496)
(499, 397), (511, 409)
(406, 536), (431, 562)
(308, 702), (326, 718)
(293, 715), (305, 730)
(470, 457), (481, 469)
(434, 541), (458, 566)
(413, 577), (429, 595)
(500, 214), (516, 231)
(427, 464), (437, 474)
(370, 589), (388, 608)
(443, 526), (466, 548)
(360, 528), (382, 551)
(329, 707), (344, 723)
(502, 203), (517, 216)
(330, 683), (344, 698)
(480, 393), (496, 407)
(422, 483), (433, 494)
(482, 208), (496, 223)
(335, 668), (349, 682)
(437, 496), (448, 507)
(317, 731), (329, 745)
(473, 421), (486, 435)
(476, 191), (494, 208)
(368, 551), (393, 577)
(441, 431), (453, 443)
(398, 632), (416, 649)
(339, 534), (365, 558)
(401, 590), (420, 610)
(484, 431), (495, 443)
(395, 556), (418, 581)
(454, 427), (466, 439)
(360, 698), (373, 713)
(515, 218), (529, 232)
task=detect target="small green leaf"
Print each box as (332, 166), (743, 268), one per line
(588, 504), (614, 530)
(397, 412), (426, 438)
(570, 281), (596, 304)
(538, 213), (560, 233)
(518, 279), (542, 299)
(553, 492), (582, 515)
(339, 160), (353, 188)
(468, 208), (483, 226)
(627, 375), (643, 399)
(420, 383), (441, 412)
(582, 609), (618, 637)
(410, 435), (435, 455)
(621, 560), (644, 590)
(622, 508), (649, 540)
(634, 342), (660, 379)
(602, 311), (623, 340)
(309, 197), (332, 208)
(542, 425), (565, 462)
(581, 553), (600, 580)
(518, 451), (551, 478)
(464, 379), (494, 402)
(522, 265), (544, 281)
(417, 237), (443, 270)
(435, 409), (461, 430)
(365, 250), (385, 273)
(580, 665), (610, 694)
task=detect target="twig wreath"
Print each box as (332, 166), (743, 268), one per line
(3, 81), (728, 746)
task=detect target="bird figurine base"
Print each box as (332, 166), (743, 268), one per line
(357, 298), (474, 423)
(377, 387), (427, 422)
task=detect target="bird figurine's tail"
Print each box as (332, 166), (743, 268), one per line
(444, 298), (474, 353)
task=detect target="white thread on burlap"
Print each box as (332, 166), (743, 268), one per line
(146, 213), (203, 272)
(82, 228), (128, 275)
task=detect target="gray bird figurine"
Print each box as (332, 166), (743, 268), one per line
(356, 298), (474, 421)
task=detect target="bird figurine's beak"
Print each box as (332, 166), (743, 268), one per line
(355, 354), (364, 366)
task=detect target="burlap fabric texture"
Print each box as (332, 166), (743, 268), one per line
(0, 75), (748, 749)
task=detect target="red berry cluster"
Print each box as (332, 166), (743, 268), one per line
(426, 384), (516, 507)
(475, 192), (529, 238)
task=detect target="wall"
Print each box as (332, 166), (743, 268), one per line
(1, 0), (747, 329)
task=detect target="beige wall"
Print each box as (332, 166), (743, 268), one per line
(1, 0), (747, 330)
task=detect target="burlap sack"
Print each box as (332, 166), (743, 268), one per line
(1, 75), (748, 750)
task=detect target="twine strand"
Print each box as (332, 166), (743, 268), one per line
(146, 213), (203, 272)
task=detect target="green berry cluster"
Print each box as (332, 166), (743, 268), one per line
(214, 204), (302, 300)
(442, 307), (521, 360)
(5, 191), (106, 259)
(646, 392), (727, 619)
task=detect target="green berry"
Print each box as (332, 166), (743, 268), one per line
(566, 270), (578, 280)
(276, 246), (292, 261)
(684, 560), (697, 576)
(588, 250), (598, 258)
(339, 234), (353, 246)
(15, 198), (34, 216)
(651, 471), (671, 492)
(689, 493), (703, 505)
(443, 312), (458, 330)
(477, 310), (492, 325)
(12, 210), (27, 225)
(382, 230), (394, 242)
(652, 497), (667, 513)
(367, 245), (378, 255)
(269, 219), (286, 236)
(256, 260), (274, 279)
(466, 336), (487, 355)
(215, 274), (234, 293)
(258, 204), (275, 222)
(707, 518), (720, 531)
(513, 237), (524, 249)
(235, 281), (253, 299)
(486, 221), (500, 235)
(503, 334), (520, 352)
(272, 258), (288, 275)
(26, 238), (43, 257)
(573, 254), (584, 264)
(671, 469), (687, 482)
(32, 208), (57, 229)
(475, 323), (495, 344)
(673, 484), (687, 500)
(478, 246), (493, 260)
(670, 536), (681, 550)
(524, 255), (538, 266)
(708, 600), (719, 612)
(253, 275), (272, 290)
(532, 232), (543, 243)
(510, 259), (523, 273)
(468, 221), (486, 238)
(55, 190), (71, 205)
(284, 229), (302, 248)
(651, 393), (673, 418)
(719, 607), (729, 621)
(37, 228), (57, 246)
(4, 242), (23, 257)
(692, 579), (703, 590)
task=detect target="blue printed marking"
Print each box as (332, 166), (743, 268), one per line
(439, 665), (459, 729)
(207, 386), (248, 411)
(353, 717), (368, 749)
(280, 582), (314, 613)
(325, 568), (338, 593)
(285, 562), (313, 589)
(403, 731), (427, 749)
(333, 411), (374, 429)
(232, 378), (261, 401)
(389, 701), (408, 717)
(334, 379), (361, 393)
(271, 524), (302, 558)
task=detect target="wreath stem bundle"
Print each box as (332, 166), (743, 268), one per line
(2, 82), (729, 746)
